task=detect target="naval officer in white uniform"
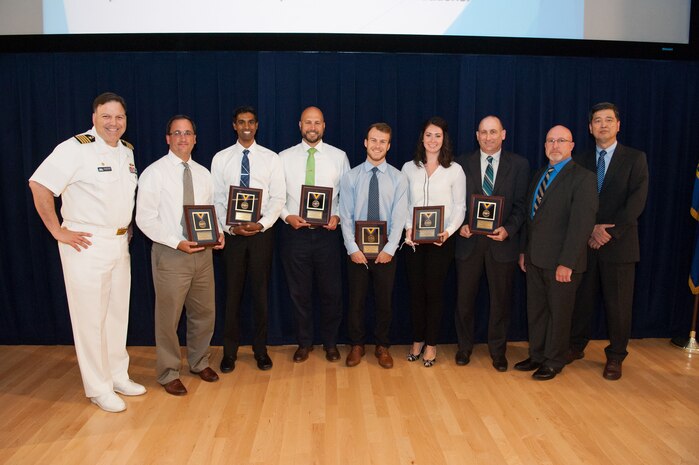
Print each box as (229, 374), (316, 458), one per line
(29, 92), (146, 413)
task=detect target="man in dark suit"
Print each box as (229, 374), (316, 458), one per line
(454, 116), (530, 371)
(568, 102), (649, 380)
(515, 125), (598, 380)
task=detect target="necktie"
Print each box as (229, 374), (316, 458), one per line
(305, 147), (317, 185)
(533, 166), (554, 216)
(182, 162), (194, 234)
(367, 167), (380, 221)
(597, 150), (607, 193)
(240, 149), (250, 188)
(483, 155), (494, 195)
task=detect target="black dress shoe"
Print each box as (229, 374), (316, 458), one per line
(492, 357), (508, 372)
(220, 355), (236, 373)
(532, 365), (559, 381)
(255, 353), (273, 371)
(514, 358), (541, 371)
(293, 345), (313, 363)
(455, 351), (470, 366)
(324, 346), (340, 362)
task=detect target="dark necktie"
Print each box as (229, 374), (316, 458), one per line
(483, 156), (494, 195)
(597, 149), (607, 193)
(533, 166), (554, 216)
(241, 149), (250, 187)
(367, 167), (380, 221)
(182, 162), (194, 234)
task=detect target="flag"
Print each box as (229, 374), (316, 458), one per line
(690, 162), (699, 294)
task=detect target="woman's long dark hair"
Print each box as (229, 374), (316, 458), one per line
(412, 116), (454, 168)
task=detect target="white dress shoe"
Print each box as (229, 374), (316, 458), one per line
(113, 379), (147, 396)
(90, 392), (126, 413)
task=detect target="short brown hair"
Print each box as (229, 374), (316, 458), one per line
(92, 92), (127, 112)
(366, 122), (392, 141)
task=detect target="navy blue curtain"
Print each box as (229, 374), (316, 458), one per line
(2, 51), (697, 345)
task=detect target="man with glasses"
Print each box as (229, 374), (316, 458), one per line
(212, 106), (286, 373)
(136, 115), (224, 396)
(515, 125), (597, 381)
(568, 103), (649, 380)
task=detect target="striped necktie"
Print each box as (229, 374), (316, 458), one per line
(240, 149), (250, 187)
(533, 166), (554, 216)
(483, 156), (494, 195)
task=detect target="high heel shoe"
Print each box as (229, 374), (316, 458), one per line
(423, 346), (437, 367)
(406, 343), (425, 362)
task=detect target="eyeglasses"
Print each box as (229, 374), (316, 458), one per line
(169, 130), (195, 137)
(545, 138), (572, 145)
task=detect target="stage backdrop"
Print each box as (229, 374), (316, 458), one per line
(1, 51), (697, 346)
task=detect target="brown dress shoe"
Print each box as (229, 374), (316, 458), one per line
(163, 378), (187, 396)
(375, 346), (393, 369)
(603, 359), (622, 380)
(293, 345), (313, 363)
(191, 367), (219, 382)
(324, 346), (341, 362)
(346, 345), (365, 367)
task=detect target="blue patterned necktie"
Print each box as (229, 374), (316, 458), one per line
(367, 167), (380, 221)
(597, 149), (607, 193)
(483, 156), (494, 196)
(533, 166), (554, 216)
(240, 149), (250, 187)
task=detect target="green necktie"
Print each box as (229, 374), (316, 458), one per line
(305, 147), (317, 185)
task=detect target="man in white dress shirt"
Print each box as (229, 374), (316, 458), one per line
(278, 106), (350, 363)
(28, 92), (146, 413)
(212, 106), (286, 372)
(136, 115), (224, 396)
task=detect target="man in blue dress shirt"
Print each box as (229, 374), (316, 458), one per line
(339, 123), (408, 368)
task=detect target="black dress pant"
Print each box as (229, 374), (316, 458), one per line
(570, 248), (636, 362)
(455, 236), (516, 359)
(526, 261), (582, 371)
(404, 238), (455, 346)
(346, 256), (397, 347)
(222, 229), (275, 358)
(280, 224), (343, 348)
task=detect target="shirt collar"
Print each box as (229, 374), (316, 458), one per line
(234, 140), (257, 153)
(480, 149), (502, 162)
(550, 157), (572, 172)
(597, 141), (617, 157)
(166, 150), (192, 165)
(301, 140), (324, 153)
(363, 160), (387, 173)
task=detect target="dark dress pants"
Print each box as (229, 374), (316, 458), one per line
(404, 238), (455, 346)
(526, 261), (582, 371)
(346, 256), (397, 347)
(222, 229), (275, 358)
(280, 224), (343, 348)
(455, 236), (515, 359)
(570, 248), (636, 361)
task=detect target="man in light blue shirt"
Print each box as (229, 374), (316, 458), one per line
(339, 122), (408, 368)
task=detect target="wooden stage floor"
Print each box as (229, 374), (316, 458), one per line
(0, 340), (697, 465)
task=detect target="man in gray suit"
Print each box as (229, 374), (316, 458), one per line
(454, 116), (529, 371)
(515, 125), (597, 381)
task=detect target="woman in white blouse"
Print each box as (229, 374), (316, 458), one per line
(402, 117), (466, 367)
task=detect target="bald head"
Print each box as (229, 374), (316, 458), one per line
(476, 115), (506, 155)
(299, 106), (325, 147)
(544, 125), (575, 164)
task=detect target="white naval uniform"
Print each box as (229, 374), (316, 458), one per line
(29, 127), (138, 398)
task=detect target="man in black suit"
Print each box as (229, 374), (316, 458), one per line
(568, 103), (649, 380)
(454, 116), (529, 371)
(515, 125), (598, 380)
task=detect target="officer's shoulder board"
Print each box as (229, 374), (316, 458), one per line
(73, 134), (95, 144)
(121, 139), (134, 150)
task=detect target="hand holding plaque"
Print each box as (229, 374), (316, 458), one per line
(300, 185), (333, 225)
(469, 194), (504, 235)
(227, 186), (262, 226)
(184, 205), (221, 246)
(411, 206), (445, 243)
(355, 221), (387, 258)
